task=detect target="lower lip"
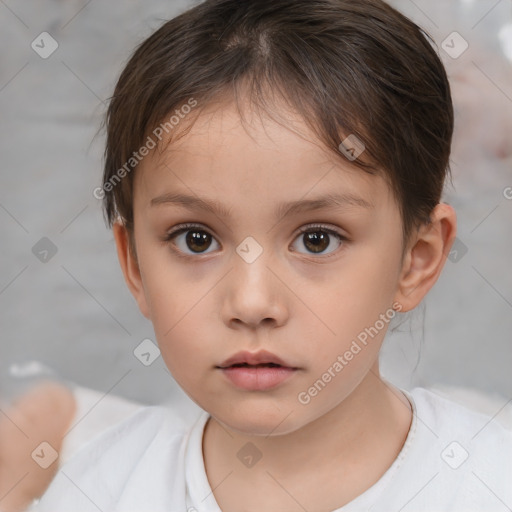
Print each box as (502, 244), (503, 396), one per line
(219, 366), (297, 391)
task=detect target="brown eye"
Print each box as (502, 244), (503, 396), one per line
(291, 227), (344, 256)
(303, 231), (330, 253)
(185, 230), (212, 253)
(166, 225), (220, 255)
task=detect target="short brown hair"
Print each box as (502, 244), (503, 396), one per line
(101, 0), (453, 250)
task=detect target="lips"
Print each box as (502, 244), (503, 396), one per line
(216, 350), (298, 391)
(216, 350), (296, 369)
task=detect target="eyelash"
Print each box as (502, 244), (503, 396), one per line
(294, 225), (347, 258)
(163, 223), (348, 259)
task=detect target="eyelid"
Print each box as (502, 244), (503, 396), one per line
(164, 222), (217, 240)
(294, 222), (346, 237)
(165, 222), (346, 240)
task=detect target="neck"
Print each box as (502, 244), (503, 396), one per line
(202, 366), (412, 503)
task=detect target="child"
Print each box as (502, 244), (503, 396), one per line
(36, 0), (512, 510)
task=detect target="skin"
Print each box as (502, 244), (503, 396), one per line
(0, 382), (76, 512)
(114, 99), (456, 511)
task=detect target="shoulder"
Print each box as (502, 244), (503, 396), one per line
(393, 387), (512, 511)
(410, 386), (512, 446)
(36, 405), (196, 512)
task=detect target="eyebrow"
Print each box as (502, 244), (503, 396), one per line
(150, 192), (374, 218)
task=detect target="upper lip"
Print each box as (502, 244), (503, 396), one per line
(217, 350), (297, 369)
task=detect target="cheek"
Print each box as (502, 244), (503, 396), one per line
(151, 295), (214, 394)
(300, 245), (401, 374)
(144, 283), (205, 361)
(137, 250), (217, 380)
(316, 250), (399, 328)
(138, 236), (200, 321)
(354, 232), (402, 303)
(136, 246), (186, 332)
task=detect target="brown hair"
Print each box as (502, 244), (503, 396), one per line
(101, 0), (453, 253)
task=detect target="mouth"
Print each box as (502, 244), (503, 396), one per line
(216, 351), (299, 391)
(216, 349), (297, 370)
(217, 364), (298, 391)
(217, 362), (285, 369)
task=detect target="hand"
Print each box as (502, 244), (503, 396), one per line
(0, 382), (76, 512)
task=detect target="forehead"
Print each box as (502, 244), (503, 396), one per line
(134, 100), (393, 213)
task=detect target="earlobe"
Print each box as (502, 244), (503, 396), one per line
(394, 203), (457, 312)
(112, 222), (151, 319)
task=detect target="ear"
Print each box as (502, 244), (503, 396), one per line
(113, 222), (151, 319)
(394, 203), (457, 312)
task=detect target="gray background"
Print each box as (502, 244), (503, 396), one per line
(0, 0), (511, 407)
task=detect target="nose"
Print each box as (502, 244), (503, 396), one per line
(221, 247), (289, 330)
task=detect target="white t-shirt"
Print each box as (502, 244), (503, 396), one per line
(35, 387), (512, 512)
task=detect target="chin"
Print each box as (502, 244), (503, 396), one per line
(213, 403), (303, 437)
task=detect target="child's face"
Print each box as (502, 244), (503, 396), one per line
(122, 101), (409, 435)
